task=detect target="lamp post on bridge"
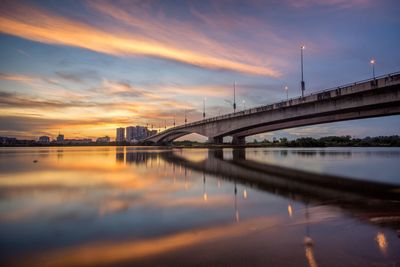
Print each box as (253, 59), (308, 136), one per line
(284, 85), (289, 101)
(203, 97), (206, 119)
(184, 109), (187, 125)
(233, 82), (237, 113)
(300, 45), (305, 98)
(370, 58), (376, 85)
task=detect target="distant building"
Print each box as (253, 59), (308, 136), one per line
(56, 134), (64, 142)
(38, 136), (50, 143)
(136, 126), (149, 140)
(0, 136), (17, 145)
(96, 136), (110, 143)
(125, 126), (153, 142)
(116, 127), (125, 142)
(126, 126), (138, 143)
(63, 139), (92, 144)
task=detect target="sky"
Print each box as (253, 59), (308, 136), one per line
(0, 0), (399, 141)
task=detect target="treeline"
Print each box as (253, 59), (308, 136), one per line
(252, 135), (400, 147)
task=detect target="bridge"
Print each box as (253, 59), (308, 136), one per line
(144, 72), (400, 145)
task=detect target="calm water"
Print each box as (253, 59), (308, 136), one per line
(0, 146), (399, 267)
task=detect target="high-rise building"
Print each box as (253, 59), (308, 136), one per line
(116, 127), (125, 142)
(136, 126), (149, 140)
(126, 126), (138, 143)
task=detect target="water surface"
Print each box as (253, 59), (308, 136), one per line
(0, 147), (399, 267)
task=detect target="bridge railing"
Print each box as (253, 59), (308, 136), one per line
(148, 71), (400, 138)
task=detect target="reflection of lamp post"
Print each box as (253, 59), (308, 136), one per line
(303, 203), (318, 267)
(203, 173), (208, 201)
(234, 180), (239, 222)
(288, 203), (293, 218)
(301, 45), (306, 98)
(375, 231), (388, 255)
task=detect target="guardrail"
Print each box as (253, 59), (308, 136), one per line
(148, 71), (400, 138)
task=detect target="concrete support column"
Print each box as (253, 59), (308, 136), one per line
(209, 136), (223, 144)
(232, 136), (246, 145)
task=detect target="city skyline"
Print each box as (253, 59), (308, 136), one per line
(1, 0), (400, 141)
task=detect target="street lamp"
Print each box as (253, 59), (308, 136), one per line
(370, 58), (376, 84)
(242, 99), (246, 110)
(300, 45), (306, 98)
(284, 85), (289, 100)
(173, 114), (175, 127)
(203, 97), (206, 119)
(233, 82), (237, 113)
(184, 109), (187, 125)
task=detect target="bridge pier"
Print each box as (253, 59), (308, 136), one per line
(232, 136), (246, 145)
(209, 136), (223, 145)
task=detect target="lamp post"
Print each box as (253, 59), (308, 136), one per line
(284, 85), (288, 100)
(203, 97), (206, 119)
(301, 45), (305, 98)
(233, 82), (237, 113)
(370, 58), (376, 84)
(184, 109), (187, 125)
(173, 114), (175, 127)
(242, 99), (246, 111)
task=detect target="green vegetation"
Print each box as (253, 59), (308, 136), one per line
(251, 135), (400, 147)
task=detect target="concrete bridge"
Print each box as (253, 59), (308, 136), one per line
(144, 72), (400, 145)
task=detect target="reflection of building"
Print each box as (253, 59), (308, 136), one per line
(116, 128), (125, 142)
(96, 136), (110, 143)
(116, 149), (157, 165)
(116, 147), (124, 163)
(38, 136), (50, 143)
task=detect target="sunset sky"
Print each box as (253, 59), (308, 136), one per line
(0, 0), (399, 141)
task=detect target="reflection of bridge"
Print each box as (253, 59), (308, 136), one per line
(144, 72), (400, 145)
(160, 149), (400, 230)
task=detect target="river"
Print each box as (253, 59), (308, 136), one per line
(0, 146), (399, 266)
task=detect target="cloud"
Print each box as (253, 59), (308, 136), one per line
(0, 72), (37, 82)
(0, 1), (280, 77)
(285, 0), (371, 8)
(55, 70), (98, 83)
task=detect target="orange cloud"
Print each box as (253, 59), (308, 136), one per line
(0, 2), (280, 77)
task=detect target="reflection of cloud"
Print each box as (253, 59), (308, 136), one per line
(8, 216), (281, 267)
(0, 2), (279, 77)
